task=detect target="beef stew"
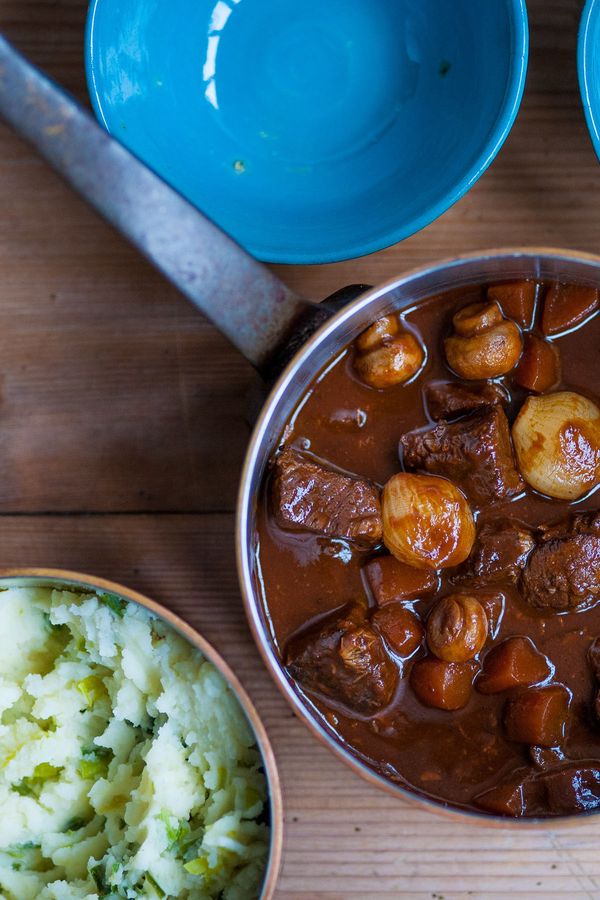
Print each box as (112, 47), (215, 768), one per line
(255, 279), (600, 817)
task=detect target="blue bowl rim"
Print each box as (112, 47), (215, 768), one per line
(84, 0), (530, 265)
(578, 0), (600, 162)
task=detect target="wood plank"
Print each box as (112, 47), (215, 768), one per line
(0, 513), (599, 899)
(0, 0), (599, 897)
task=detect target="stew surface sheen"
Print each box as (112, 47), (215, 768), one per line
(255, 282), (600, 817)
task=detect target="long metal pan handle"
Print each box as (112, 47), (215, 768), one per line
(0, 36), (327, 373)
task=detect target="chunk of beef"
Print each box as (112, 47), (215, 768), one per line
(286, 604), (397, 715)
(540, 510), (600, 541)
(423, 380), (508, 421)
(272, 447), (382, 546)
(462, 520), (534, 584)
(400, 406), (524, 506)
(521, 533), (600, 611)
(580, 510), (600, 535)
(529, 746), (566, 771)
(539, 763), (600, 814)
(474, 773), (536, 817)
(475, 762), (600, 816)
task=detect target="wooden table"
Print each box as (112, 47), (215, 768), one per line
(1, 1), (600, 896)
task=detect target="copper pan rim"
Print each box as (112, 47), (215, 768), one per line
(237, 246), (600, 829)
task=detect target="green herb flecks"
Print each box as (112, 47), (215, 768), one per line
(42, 611), (65, 632)
(79, 746), (113, 780)
(99, 593), (127, 618)
(12, 763), (62, 797)
(145, 871), (166, 897)
(63, 816), (88, 833)
(158, 811), (189, 850)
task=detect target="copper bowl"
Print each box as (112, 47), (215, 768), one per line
(0, 567), (283, 896)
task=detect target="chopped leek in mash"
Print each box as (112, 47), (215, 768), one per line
(0, 587), (269, 899)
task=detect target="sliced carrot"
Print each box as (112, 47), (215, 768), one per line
(541, 283), (599, 336)
(364, 555), (437, 606)
(514, 334), (561, 393)
(487, 281), (538, 330)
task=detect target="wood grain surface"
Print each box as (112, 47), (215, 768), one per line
(0, 0), (600, 896)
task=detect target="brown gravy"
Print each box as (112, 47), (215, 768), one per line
(255, 283), (600, 816)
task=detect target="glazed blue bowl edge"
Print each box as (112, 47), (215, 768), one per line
(578, 0), (600, 162)
(85, 0), (529, 265)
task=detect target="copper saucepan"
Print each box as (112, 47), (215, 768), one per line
(238, 247), (600, 828)
(0, 38), (599, 825)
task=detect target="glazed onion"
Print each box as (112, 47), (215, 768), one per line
(512, 391), (600, 500)
(382, 473), (475, 570)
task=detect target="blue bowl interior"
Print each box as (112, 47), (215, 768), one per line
(86, 0), (528, 263)
(579, 0), (600, 161)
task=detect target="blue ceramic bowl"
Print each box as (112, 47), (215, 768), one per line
(86, 0), (528, 264)
(579, 0), (600, 161)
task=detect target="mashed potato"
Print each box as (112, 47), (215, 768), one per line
(0, 587), (269, 899)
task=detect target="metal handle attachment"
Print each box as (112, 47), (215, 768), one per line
(0, 36), (327, 373)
